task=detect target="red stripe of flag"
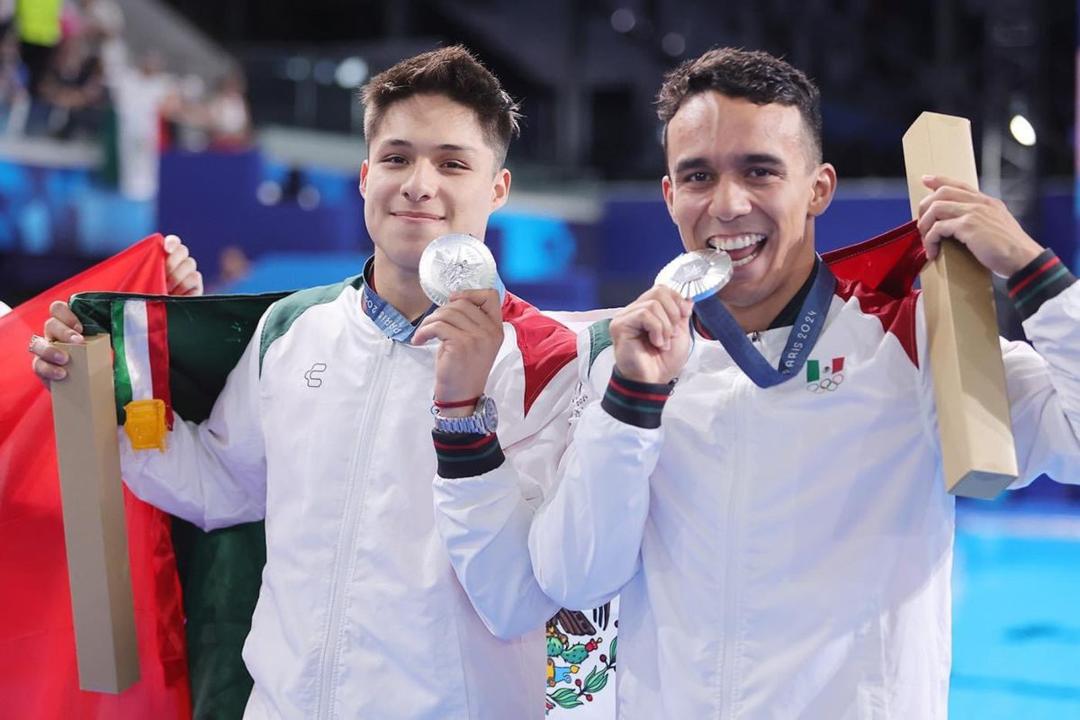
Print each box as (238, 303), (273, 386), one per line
(1008, 257), (1061, 298)
(610, 377), (670, 402)
(0, 235), (192, 719)
(832, 356), (844, 373)
(146, 300), (173, 429)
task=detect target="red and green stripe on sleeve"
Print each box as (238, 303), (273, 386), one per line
(1007, 249), (1077, 319)
(432, 431), (506, 479)
(601, 369), (676, 430)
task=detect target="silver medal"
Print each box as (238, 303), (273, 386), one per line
(654, 248), (733, 301)
(419, 233), (499, 306)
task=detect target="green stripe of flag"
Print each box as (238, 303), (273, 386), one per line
(111, 300), (133, 422)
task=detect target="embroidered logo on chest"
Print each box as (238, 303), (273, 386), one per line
(806, 356), (845, 393)
(304, 362), (327, 388)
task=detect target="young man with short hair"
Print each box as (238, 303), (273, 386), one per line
(520, 48), (1080, 717)
(32, 46), (574, 719)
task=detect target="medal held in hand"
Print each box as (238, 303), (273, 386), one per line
(419, 234), (500, 306)
(655, 248), (734, 302)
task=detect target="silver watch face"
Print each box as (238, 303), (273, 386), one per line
(432, 396), (498, 434)
(480, 395), (499, 432)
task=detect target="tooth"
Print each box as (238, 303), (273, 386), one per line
(710, 234), (766, 251)
(731, 245), (762, 267)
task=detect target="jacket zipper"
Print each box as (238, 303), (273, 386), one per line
(717, 367), (750, 718)
(718, 332), (766, 716)
(314, 339), (394, 718)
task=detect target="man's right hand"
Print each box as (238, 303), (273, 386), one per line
(609, 286), (694, 385)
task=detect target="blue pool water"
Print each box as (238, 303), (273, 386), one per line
(951, 507), (1080, 718)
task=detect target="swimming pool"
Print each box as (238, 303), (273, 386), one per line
(951, 505), (1080, 718)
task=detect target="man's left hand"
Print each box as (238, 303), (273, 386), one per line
(164, 234), (204, 295)
(916, 175), (1043, 276)
(412, 289), (503, 416)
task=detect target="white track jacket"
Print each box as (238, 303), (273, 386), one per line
(527, 245), (1080, 719)
(118, 276), (577, 720)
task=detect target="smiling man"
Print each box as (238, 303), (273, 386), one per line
(521, 48), (1080, 718)
(659, 85), (834, 333)
(30, 47), (576, 719)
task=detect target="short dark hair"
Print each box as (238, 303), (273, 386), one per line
(656, 47), (823, 165)
(361, 45), (521, 168)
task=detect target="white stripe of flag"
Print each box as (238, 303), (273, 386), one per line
(122, 300), (155, 402)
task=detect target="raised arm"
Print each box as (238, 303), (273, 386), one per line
(915, 176), (1080, 485)
(530, 287), (693, 610)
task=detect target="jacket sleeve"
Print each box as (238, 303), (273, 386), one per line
(118, 314), (268, 530)
(916, 281), (1080, 488)
(431, 354), (577, 640)
(1004, 280), (1080, 486)
(527, 339), (668, 611)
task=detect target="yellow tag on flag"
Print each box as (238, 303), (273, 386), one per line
(123, 399), (168, 452)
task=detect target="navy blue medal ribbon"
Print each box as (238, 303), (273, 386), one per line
(359, 263), (506, 344)
(361, 283), (434, 343)
(692, 260), (836, 388)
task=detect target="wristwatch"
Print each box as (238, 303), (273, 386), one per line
(432, 395), (499, 435)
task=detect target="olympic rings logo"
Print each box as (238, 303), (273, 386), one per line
(806, 372), (844, 393)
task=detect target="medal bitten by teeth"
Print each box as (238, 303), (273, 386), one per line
(655, 248), (734, 301)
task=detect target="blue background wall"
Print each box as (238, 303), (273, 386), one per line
(1, 151), (1075, 314)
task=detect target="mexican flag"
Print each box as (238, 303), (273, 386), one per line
(0, 235), (282, 719)
(68, 287), (287, 719)
(0, 237), (189, 718)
